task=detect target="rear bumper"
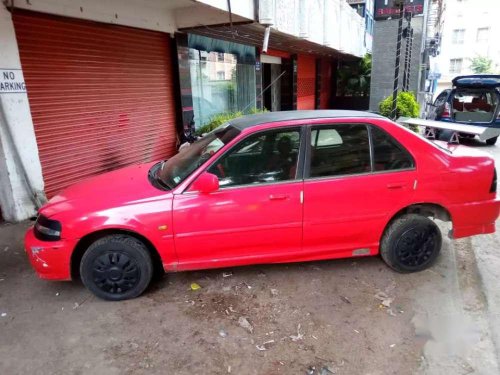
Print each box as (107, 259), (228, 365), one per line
(449, 198), (500, 239)
(24, 227), (75, 280)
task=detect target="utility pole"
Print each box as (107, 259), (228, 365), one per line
(390, 0), (406, 120)
(402, 11), (414, 92)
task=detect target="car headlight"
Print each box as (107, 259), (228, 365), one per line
(34, 215), (62, 241)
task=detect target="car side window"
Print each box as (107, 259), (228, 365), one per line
(434, 91), (448, 107)
(309, 124), (370, 178)
(208, 129), (301, 188)
(371, 126), (414, 171)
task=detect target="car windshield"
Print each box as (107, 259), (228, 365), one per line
(157, 124), (240, 188)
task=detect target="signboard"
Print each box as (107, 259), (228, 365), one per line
(0, 69), (26, 94)
(374, 0), (424, 20)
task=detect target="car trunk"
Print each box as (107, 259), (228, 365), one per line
(451, 88), (499, 124)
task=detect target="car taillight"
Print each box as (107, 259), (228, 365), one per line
(442, 102), (451, 118)
(491, 168), (497, 193)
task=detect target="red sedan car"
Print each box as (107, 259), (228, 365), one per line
(25, 111), (499, 300)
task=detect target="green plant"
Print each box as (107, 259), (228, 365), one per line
(337, 54), (371, 97)
(469, 56), (494, 74)
(379, 92), (420, 132)
(195, 108), (267, 135)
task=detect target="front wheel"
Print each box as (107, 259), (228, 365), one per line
(80, 235), (153, 301)
(380, 214), (442, 273)
(486, 136), (498, 146)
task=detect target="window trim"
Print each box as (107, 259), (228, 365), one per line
(189, 126), (307, 192)
(303, 123), (416, 181)
(368, 124), (416, 173)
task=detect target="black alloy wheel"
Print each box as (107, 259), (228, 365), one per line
(80, 235), (153, 301)
(381, 214), (442, 273)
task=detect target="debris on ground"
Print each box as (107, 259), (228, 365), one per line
(238, 316), (254, 333)
(290, 324), (304, 342)
(3, 246), (9, 252)
(270, 288), (279, 296)
(55, 292), (60, 296)
(390, 344), (396, 348)
(73, 302), (79, 310)
(1, 312), (7, 317)
(255, 340), (274, 351)
(319, 366), (335, 375)
(374, 291), (394, 308)
(190, 282), (202, 291)
(222, 272), (233, 278)
(340, 296), (351, 304)
(386, 308), (397, 317)
(219, 329), (228, 338)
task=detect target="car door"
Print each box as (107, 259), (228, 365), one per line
(302, 122), (416, 258)
(172, 127), (305, 270)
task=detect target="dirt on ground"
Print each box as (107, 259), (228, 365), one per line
(2, 217), (497, 375)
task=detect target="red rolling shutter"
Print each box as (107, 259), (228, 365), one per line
(297, 54), (316, 110)
(13, 11), (177, 198)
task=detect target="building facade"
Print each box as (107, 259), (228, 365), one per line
(434, 0), (500, 96)
(369, 0), (429, 112)
(348, 0), (375, 53)
(0, 0), (366, 222)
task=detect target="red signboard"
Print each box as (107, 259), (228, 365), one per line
(374, 0), (424, 20)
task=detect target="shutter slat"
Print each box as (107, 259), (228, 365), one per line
(14, 11), (177, 198)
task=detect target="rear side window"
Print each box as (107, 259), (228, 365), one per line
(371, 126), (414, 171)
(434, 91), (448, 107)
(309, 124), (370, 177)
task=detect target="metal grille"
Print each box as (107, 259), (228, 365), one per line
(13, 11), (177, 198)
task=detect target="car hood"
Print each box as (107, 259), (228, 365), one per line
(39, 162), (170, 218)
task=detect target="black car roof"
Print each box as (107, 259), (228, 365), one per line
(228, 110), (384, 130)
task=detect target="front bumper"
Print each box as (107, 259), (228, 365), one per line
(449, 198), (500, 239)
(24, 227), (76, 280)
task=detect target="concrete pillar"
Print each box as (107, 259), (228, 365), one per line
(0, 4), (45, 222)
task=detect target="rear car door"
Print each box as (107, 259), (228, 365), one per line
(172, 127), (305, 270)
(302, 122), (417, 258)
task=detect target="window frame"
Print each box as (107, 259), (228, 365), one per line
(451, 29), (465, 44)
(303, 123), (416, 181)
(199, 125), (308, 191)
(449, 58), (463, 74)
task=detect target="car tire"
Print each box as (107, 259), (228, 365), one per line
(486, 136), (498, 146)
(80, 234), (153, 301)
(380, 214), (442, 273)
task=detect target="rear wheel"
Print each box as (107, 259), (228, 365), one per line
(380, 214), (442, 273)
(486, 136), (498, 146)
(80, 235), (153, 301)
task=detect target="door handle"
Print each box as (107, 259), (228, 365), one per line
(269, 194), (289, 201)
(386, 183), (407, 189)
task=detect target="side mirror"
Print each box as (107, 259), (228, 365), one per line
(190, 172), (219, 194)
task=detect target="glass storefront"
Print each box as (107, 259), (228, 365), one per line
(188, 35), (257, 129)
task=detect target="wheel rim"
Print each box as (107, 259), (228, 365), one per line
(92, 251), (140, 295)
(394, 224), (438, 269)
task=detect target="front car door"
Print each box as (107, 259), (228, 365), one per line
(302, 121), (417, 259)
(172, 126), (305, 270)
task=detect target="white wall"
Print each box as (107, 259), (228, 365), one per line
(436, 0), (500, 89)
(260, 0), (366, 57)
(0, 5), (45, 221)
